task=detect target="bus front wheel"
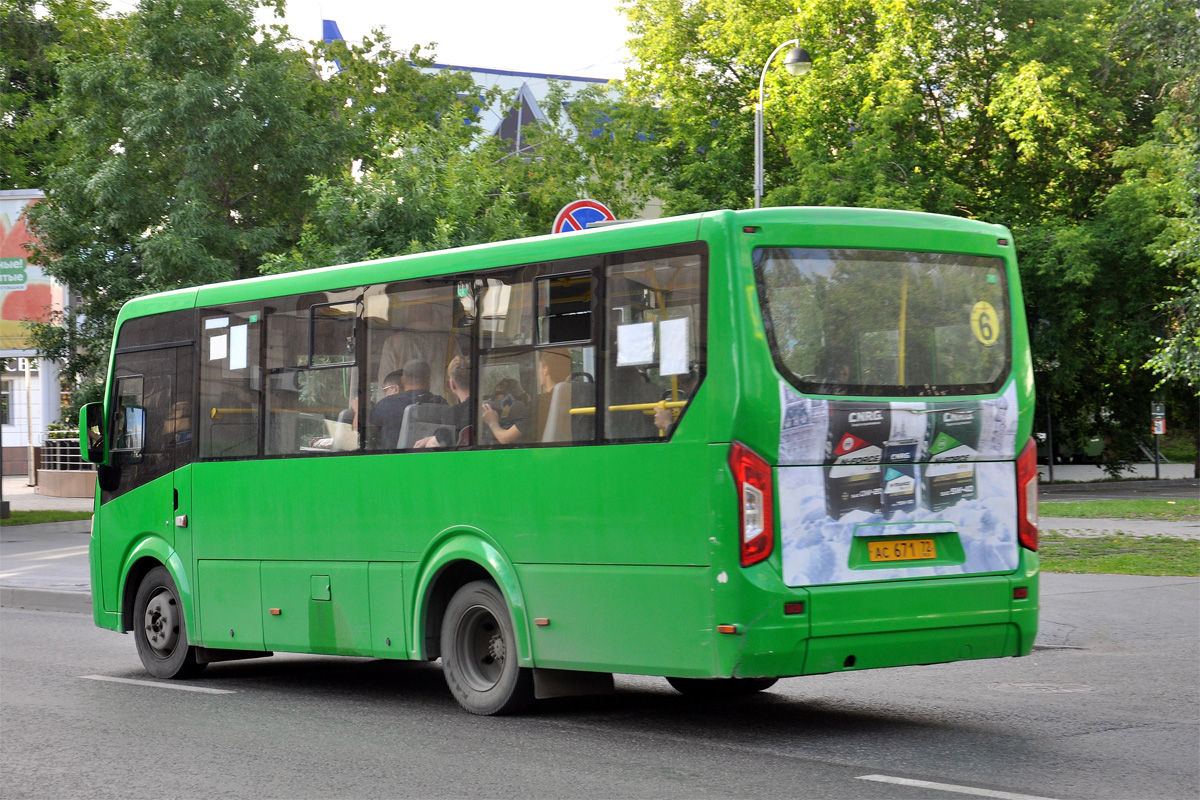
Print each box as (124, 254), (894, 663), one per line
(440, 580), (534, 715)
(133, 566), (205, 679)
(666, 677), (778, 697)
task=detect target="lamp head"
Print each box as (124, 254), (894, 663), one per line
(784, 47), (812, 76)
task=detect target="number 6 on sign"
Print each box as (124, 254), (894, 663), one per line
(971, 301), (1000, 346)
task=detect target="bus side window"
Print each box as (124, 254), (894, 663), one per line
(364, 280), (466, 451)
(263, 293), (359, 456)
(536, 273), (597, 444)
(199, 308), (262, 459)
(604, 251), (706, 442)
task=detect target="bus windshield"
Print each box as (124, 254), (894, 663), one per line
(755, 248), (1010, 397)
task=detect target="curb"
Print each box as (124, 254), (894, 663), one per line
(0, 586), (92, 614)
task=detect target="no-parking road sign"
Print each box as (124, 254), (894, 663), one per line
(552, 199), (616, 233)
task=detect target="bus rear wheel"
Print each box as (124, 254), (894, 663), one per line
(441, 580), (533, 716)
(133, 566), (205, 679)
(666, 677), (778, 697)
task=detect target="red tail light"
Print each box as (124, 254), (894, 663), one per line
(730, 441), (774, 566)
(1016, 438), (1038, 551)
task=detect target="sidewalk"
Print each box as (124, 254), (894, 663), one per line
(2, 474), (94, 513)
(1040, 516), (1200, 539)
(1038, 462), (1196, 482)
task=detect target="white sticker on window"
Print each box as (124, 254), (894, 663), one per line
(616, 322), (655, 366)
(659, 318), (689, 376)
(229, 324), (248, 370)
(205, 317), (229, 330)
(209, 334), (228, 361)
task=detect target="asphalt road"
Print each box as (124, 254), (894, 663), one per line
(2, 573), (1197, 800)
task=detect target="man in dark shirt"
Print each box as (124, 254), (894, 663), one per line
(415, 355), (472, 448)
(369, 359), (445, 449)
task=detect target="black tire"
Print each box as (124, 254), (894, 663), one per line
(440, 580), (534, 715)
(133, 566), (205, 679)
(666, 676), (778, 697)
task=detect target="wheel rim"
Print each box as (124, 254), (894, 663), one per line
(454, 604), (506, 692)
(143, 587), (180, 656)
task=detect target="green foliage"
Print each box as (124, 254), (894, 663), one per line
(262, 127), (530, 271)
(497, 81), (659, 231)
(622, 0), (1196, 466)
(625, 0), (1158, 217)
(1117, 0), (1200, 391)
(25, 0), (349, 409)
(305, 31), (485, 169)
(262, 41), (654, 271)
(1040, 498), (1199, 521)
(1, 0), (65, 189)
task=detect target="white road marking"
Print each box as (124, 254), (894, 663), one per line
(33, 547), (90, 560)
(7, 545), (90, 560)
(0, 566), (42, 578)
(80, 675), (235, 694)
(857, 775), (1060, 800)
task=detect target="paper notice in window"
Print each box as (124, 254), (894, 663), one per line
(229, 324), (248, 370)
(659, 318), (689, 376)
(616, 322), (655, 366)
(209, 334), (228, 362)
(205, 317), (229, 330)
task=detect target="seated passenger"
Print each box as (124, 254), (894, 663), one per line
(415, 355), (473, 448)
(534, 349), (573, 439)
(368, 359), (446, 449)
(480, 377), (529, 446)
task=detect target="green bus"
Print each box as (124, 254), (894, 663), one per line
(81, 207), (1039, 715)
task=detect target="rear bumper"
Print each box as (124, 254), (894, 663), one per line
(725, 552), (1039, 678)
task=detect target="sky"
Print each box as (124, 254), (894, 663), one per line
(258, 0), (633, 80)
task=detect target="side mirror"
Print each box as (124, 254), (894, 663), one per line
(79, 402), (107, 465)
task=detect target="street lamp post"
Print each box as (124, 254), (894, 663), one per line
(754, 40), (811, 208)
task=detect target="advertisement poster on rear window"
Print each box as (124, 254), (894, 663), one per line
(777, 381), (1021, 586)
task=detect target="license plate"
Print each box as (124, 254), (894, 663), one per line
(867, 538), (936, 562)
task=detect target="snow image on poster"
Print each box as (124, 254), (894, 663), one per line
(777, 381), (1020, 586)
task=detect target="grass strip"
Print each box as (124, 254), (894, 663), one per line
(1040, 532), (1199, 577)
(1039, 498), (1198, 521)
(1, 510), (93, 526)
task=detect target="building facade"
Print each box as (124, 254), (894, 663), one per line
(1, 189), (65, 476)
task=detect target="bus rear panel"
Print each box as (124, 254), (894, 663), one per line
(710, 209), (1037, 680)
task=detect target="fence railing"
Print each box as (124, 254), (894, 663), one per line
(39, 436), (96, 472)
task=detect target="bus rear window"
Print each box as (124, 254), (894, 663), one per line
(755, 248), (1010, 397)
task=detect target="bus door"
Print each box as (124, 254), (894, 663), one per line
(98, 340), (195, 619)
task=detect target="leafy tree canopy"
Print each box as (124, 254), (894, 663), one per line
(621, 0), (1197, 465)
(19, 0), (652, 410)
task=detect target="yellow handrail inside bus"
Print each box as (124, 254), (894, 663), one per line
(211, 407), (346, 419)
(568, 400), (688, 416)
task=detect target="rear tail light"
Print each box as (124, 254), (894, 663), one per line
(729, 441), (774, 566)
(1016, 438), (1038, 551)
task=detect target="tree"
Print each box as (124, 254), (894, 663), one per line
(1, 0), (63, 189)
(261, 126), (531, 271)
(496, 80), (661, 231)
(621, 0), (1191, 467)
(1118, 0), (1200, 393)
(267, 49), (660, 269)
(25, 0), (349, 405)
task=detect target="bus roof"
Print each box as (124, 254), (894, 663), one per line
(114, 206), (1011, 325)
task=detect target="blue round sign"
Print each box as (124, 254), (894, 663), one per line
(552, 199), (616, 233)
